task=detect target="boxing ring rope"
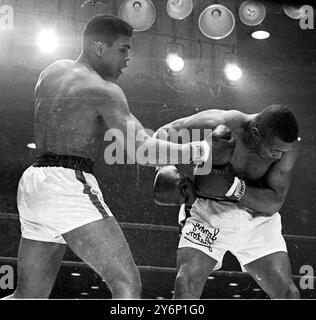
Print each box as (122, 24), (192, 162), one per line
(1, 213), (316, 243)
(0, 212), (315, 296)
(0, 256), (314, 282)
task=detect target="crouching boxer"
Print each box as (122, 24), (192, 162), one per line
(153, 105), (301, 299)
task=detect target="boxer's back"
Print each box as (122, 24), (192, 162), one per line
(34, 59), (106, 161)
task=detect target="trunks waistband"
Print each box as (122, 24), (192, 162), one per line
(32, 153), (94, 174)
(196, 193), (238, 203)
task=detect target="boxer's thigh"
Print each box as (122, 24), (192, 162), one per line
(244, 251), (299, 298)
(62, 217), (140, 290)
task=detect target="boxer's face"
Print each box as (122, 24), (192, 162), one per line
(256, 135), (293, 160)
(95, 35), (131, 80)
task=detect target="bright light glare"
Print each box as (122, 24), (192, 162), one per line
(251, 30), (270, 40)
(166, 54), (185, 72)
(37, 29), (58, 54)
(224, 63), (242, 81)
(27, 143), (36, 149)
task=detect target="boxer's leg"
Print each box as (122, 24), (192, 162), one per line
(173, 247), (218, 299)
(244, 251), (300, 299)
(7, 238), (66, 299)
(62, 217), (141, 299)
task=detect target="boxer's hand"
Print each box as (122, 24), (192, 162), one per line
(190, 133), (212, 164)
(195, 164), (246, 201)
(153, 165), (196, 206)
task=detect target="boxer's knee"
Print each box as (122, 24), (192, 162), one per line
(174, 265), (208, 299)
(107, 268), (142, 299)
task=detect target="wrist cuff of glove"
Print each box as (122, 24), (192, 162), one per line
(190, 140), (210, 163)
(225, 177), (246, 201)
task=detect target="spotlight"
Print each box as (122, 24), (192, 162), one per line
(37, 29), (58, 54)
(70, 272), (81, 277)
(239, 1), (266, 26)
(283, 5), (306, 19)
(251, 30), (270, 39)
(166, 54), (184, 72)
(27, 143), (36, 149)
(166, 0), (193, 20)
(229, 282), (239, 287)
(165, 42), (185, 73)
(118, 0), (156, 32)
(198, 4), (235, 40)
(224, 63), (242, 81)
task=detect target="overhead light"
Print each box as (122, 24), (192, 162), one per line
(27, 143), (36, 149)
(166, 0), (193, 20)
(165, 42), (185, 73)
(224, 63), (242, 82)
(251, 30), (270, 39)
(118, 0), (156, 32)
(37, 29), (58, 54)
(229, 282), (239, 287)
(239, 1), (266, 26)
(70, 272), (81, 277)
(198, 4), (235, 40)
(283, 5), (305, 19)
(166, 54), (184, 72)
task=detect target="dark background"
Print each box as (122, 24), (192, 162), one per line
(0, 0), (315, 239)
(0, 0), (315, 299)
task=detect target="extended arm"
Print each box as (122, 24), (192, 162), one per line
(92, 83), (211, 166)
(155, 109), (243, 143)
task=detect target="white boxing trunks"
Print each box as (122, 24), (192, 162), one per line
(17, 160), (113, 244)
(178, 198), (287, 271)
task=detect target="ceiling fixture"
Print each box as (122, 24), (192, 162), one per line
(166, 0), (193, 20)
(251, 30), (270, 39)
(239, 1), (266, 26)
(198, 4), (235, 40)
(118, 0), (156, 32)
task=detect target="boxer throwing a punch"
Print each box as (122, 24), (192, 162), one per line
(153, 105), (301, 299)
(4, 15), (214, 299)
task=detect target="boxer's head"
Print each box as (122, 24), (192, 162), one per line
(82, 15), (133, 80)
(250, 105), (299, 159)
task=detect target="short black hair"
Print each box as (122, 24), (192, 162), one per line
(83, 14), (133, 48)
(254, 104), (299, 143)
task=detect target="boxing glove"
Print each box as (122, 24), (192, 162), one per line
(153, 165), (196, 206)
(211, 124), (235, 166)
(193, 124), (245, 201)
(194, 163), (246, 201)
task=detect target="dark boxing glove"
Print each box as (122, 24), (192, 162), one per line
(194, 124), (245, 201)
(195, 164), (246, 201)
(153, 165), (196, 206)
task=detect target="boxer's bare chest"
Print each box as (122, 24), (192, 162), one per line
(229, 137), (276, 182)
